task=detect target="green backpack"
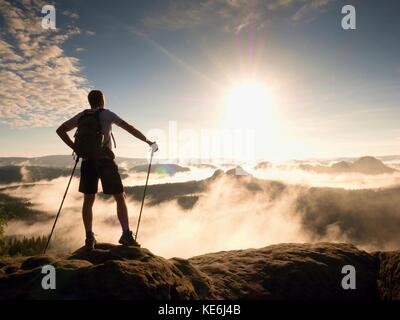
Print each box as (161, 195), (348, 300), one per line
(74, 109), (105, 159)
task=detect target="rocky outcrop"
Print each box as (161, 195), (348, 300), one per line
(0, 243), (210, 299)
(0, 243), (399, 300)
(376, 251), (400, 300)
(299, 156), (397, 175)
(190, 243), (380, 299)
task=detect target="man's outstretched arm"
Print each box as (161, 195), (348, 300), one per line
(56, 123), (75, 151)
(118, 120), (154, 145)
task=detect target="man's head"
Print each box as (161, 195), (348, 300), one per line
(88, 90), (104, 109)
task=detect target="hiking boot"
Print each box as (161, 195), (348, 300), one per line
(119, 230), (140, 247)
(85, 232), (97, 251)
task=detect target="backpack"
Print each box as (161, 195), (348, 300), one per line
(74, 109), (105, 159)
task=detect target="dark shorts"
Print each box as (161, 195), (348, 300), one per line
(79, 159), (124, 195)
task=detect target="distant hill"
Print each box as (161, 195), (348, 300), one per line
(0, 162), (191, 185)
(0, 155), (147, 168)
(0, 166), (73, 184)
(299, 156), (397, 175)
(0, 155), (81, 168)
(189, 163), (217, 169)
(0, 192), (48, 222)
(0, 155), (209, 169)
(1, 242), (398, 299)
(351, 156), (397, 174)
(0, 157), (29, 167)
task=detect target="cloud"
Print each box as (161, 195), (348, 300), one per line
(62, 10), (80, 20)
(142, 0), (335, 33)
(292, 0), (334, 22)
(142, 0), (266, 34)
(253, 163), (400, 190)
(3, 173), (308, 258)
(266, 0), (295, 11)
(0, 0), (91, 128)
(85, 30), (96, 36)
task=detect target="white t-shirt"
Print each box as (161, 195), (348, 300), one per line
(62, 108), (124, 149)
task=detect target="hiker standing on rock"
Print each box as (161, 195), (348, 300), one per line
(56, 90), (158, 250)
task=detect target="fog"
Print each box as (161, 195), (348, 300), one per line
(252, 167), (400, 189)
(121, 166), (216, 186)
(3, 162), (400, 258)
(3, 173), (307, 258)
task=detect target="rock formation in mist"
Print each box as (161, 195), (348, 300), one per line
(225, 166), (250, 176)
(298, 156), (397, 175)
(351, 156), (397, 174)
(254, 161), (272, 169)
(0, 243), (399, 299)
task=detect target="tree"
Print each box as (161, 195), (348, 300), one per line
(0, 207), (6, 239)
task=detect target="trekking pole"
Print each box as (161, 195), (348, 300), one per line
(134, 149), (154, 241)
(43, 156), (80, 254)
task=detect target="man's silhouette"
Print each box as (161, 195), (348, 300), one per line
(56, 90), (158, 250)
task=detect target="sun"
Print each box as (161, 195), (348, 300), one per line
(224, 80), (277, 130)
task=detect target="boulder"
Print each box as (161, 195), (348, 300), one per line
(0, 242), (399, 300)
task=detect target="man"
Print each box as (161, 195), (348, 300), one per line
(56, 90), (158, 250)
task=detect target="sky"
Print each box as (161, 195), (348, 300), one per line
(1, 0), (400, 161)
